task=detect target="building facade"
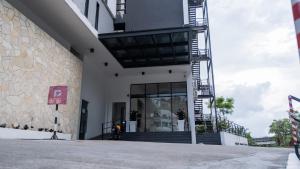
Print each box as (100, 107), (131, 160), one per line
(0, 0), (245, 144)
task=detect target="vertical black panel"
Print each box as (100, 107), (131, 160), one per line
(84, 0), (89, 17)
(95, 2), (100, 30)
(79, 100), (89, 140)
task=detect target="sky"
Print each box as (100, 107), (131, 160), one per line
(207, 0), (300, 137)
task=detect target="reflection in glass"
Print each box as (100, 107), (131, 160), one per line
(159, 83), (171, 97)
(130, 82), (188, 132)
(146, 97), (172, 132)
(146, 83), (158, 97)
(172, 96), (188, 131)
(131, 84), (145, 97)
(130, 98), (145, 132)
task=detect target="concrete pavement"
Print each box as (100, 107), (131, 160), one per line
(0, 140), (292, 169)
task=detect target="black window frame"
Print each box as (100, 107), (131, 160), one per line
(84, 0), (89, 17)
(130, 82), (189, 132)
(95, 2), (100, 30)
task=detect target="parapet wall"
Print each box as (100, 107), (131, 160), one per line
(220, 132), (248, 146)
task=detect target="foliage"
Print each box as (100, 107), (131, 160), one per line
(195, 124), (206, 134)
(218, 120), (229, 130)
(130, 111), (137, 121)
(269, 119), (292, 147)
(245, 132), (255, 146)
(209, 96), (235, 116)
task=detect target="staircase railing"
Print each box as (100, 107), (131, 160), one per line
(217, 116), (247, 137)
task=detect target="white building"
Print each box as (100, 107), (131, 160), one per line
(0, 0), (247, 144)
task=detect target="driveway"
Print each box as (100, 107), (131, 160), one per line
(0, 140), (292, 169)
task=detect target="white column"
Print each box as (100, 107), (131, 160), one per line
(187, 72), (196, 144)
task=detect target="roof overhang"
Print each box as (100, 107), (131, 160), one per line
(99, 27), (194, 68)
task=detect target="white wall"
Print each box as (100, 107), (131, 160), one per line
(104, 72), (187, 123)
(80, 56), (106, 139)
(98, 2), (115, 33)
(107, 0), (116, 17)
(71, 0), (114, 33)
(220, 132), (248, 146)
(183, 0), (189, 25)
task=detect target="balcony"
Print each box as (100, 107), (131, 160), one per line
(191, 49), (210, 61)
(189, 0), (205, 7)
(195, 80), (214, 98)
(99, 27), (195, 68)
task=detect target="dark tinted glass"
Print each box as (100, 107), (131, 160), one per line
(159, 83), (171, 96)
(131, 84), (145, 97)
(146, 84), (158, 97)
(172, 82), (187, 96)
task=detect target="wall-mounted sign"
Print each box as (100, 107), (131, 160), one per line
(48, 86), (68, 105)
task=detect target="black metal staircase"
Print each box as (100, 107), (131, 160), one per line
(188, 0), (217, 131)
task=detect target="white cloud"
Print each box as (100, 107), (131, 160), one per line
(208, 0), (300, 137)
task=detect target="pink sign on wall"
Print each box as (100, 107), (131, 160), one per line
(48, 86), (68, 105)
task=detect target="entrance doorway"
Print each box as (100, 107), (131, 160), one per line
(79, 100), (89, 140)
(112, 102), (126, 124)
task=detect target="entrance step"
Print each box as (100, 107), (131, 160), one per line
(97, 132), (192, 144)
(121, 132), (192, 144)
(94, 132), (222, 145)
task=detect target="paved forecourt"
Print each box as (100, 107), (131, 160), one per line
(0, 140), (292, 169)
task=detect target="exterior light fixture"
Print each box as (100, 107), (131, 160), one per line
(104, 62), (108, 67)
(141, 72), (145, 75)
(168, 70), (172, 74)
(115, 73), (119, 77)
(90, 48), (94, 53)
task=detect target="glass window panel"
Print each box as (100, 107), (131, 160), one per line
(127, 49), (141, 57)
(120, 37), (136, 46)
(159, 83), (171, 96)
(146, 84), (158, 97)
(130, 82), (188, 133)
(159, 47), (172, 55)
(135, 36), (154, 46)
(173, 32), (188, 43)
(115, 50), (127, 58)
(175, 56), (189, 62)
(123, 59), (133, 63)
(144, 48), (157, 57)
(175, 45), (188, 54)
(162, 57), (173, 61)
(146, 97), (172, 132)
(104, 38), (120, 47)
(131, 84), (145, 97)
(155, 34), (171, 44)
(172, 96), (188, 131)
(172, 82), (187, 96)
(130, 98), (145, 132)
(136, 58), (147, 62)
(149, 58), (160, 62)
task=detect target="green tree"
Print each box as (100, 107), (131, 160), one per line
(245, 132), (255, 146)
(214, 97), (234, 116)
(269, 119), (292, 147)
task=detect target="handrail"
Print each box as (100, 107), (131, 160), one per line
(217, 116), (247, 137)
(195, 18), (208, 27)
